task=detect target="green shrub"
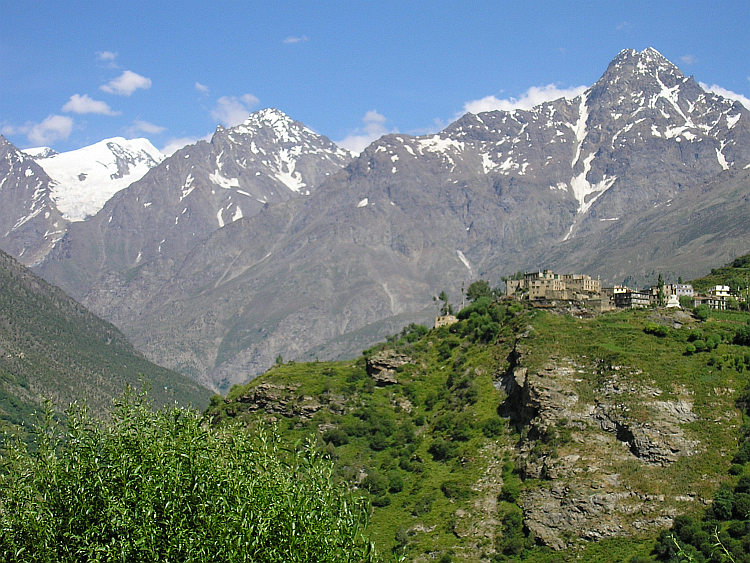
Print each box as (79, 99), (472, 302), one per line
(440, 480), (470, 500)
(428, 438), (457, 461)
(481, 418), (505, 438)
(735, 323), (750, 346)
(644, 322), (669, 337)
(499, 480), (521, 503)
(388, 471), (404, 494)
(693, 305), (710, 321)
(712, 484), (735, 520)
(322, 427), (349, 447)
(411, 493), (435, 516)
(0, 390), (373, 562)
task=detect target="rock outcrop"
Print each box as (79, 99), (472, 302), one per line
(366, 350), (412, 386)
(500, 335), (701, 549)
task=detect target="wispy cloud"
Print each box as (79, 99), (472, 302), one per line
(95, 51), (119, 68)
(195, 82), (209, 95)
(96, 51), (117, 62)
(680, 54), (697, 65)
(100, 70), (152, 96)
(127, 120), (166, 137)
(62, 94), (119, 116)
(461, 83), (587, 115)
(211, 94), (260, 127)
(3, 115), (74, 146)
(700, 82), (750, 110)
(283, 35), (309, 44)
(336, 110), (394, 154)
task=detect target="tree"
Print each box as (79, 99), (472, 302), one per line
(466, 279), (492, 302)
(0, 389), (374, 562)
(435, 291), (453, 315)
(657, 273), (665, 307)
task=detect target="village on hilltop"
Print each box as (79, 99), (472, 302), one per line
(504, 269), (740, 312)
(433, 269), (748, 329)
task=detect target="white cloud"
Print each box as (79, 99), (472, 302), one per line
(5, 115), (75, 146)
(160, 133), (212, 156)
(127, 120), (166, 136)
(462, 84), (588, 116)
(195, 82), (209, 95)
(283, 35), (309, 44)
(700, 83), (750, 110)
(680, 54), (697, 65)
(100, 70), (152, 96)
(336, 110), (394, 154)
(211, 94), (260, 127)
(62, 94), (119, 115)
(96, 51), (117, 62)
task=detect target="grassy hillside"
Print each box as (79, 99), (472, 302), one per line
(207, 295), (750, 561)
(690, 253), (750, 295)
(0, 250), (211, 435)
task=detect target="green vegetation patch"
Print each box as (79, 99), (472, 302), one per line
(0, 388), (373, 562)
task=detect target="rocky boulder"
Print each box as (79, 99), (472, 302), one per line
(366, 350), (412, 386)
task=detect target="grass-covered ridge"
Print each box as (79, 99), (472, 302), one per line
(690, 252), (750, 295)
(0, 249), (211, 435)
(208, 293), (750, 561)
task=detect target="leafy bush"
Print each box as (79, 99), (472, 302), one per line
(644, 322), (669, 337)
(0, 389), (373, 562)
(735, 323), (750, 346)
(441, 480), (470, 500)
(428, 438), (457, 461)
(481, 418), (505, 438)
(693, 305), (710, 321)
(411, 493), (435, 516)
(322, 427), (349, 447)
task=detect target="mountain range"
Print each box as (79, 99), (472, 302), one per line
(2, 47), (749, 391)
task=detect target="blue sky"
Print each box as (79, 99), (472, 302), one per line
(2, 1), (748, 155)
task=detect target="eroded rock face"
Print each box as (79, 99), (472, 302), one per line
(366, 350), (412, 385)
(499, 336), (701, 549)
(228, 382), (326, 420)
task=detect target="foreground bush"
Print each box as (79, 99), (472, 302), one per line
(0, 388), (373, 562)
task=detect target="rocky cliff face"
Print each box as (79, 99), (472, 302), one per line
(499, 325), (706, 550)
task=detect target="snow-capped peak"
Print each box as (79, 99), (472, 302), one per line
(23, 146), (58, 159)
(24, 137), (164, 222)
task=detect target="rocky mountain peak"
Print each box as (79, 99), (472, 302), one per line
(220, 107), (351, 161)
(0, 136), (66, 266)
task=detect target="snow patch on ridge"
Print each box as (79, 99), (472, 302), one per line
(209, 170), (240, 189)
(456, 250), (473, 274)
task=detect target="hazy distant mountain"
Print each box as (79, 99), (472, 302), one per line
(35, 48), (750, 390)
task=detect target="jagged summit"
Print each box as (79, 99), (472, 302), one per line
(221, 108), (351, 162)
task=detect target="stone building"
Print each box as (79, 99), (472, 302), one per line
(506, 270), (601, 301)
